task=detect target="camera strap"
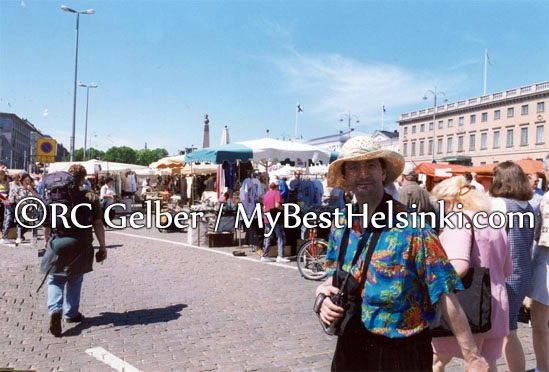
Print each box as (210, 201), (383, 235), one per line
(336, 226), (382, 286)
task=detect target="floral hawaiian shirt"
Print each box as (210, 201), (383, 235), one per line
(324, 194), (463, 338)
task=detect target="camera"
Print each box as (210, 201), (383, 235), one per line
(313, 290), (348, 336)
(313, 271), (360, 336)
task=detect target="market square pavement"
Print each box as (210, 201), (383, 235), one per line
(0, 225), (537, 372)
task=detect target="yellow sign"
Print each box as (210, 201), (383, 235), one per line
(37, 138), (57, 163)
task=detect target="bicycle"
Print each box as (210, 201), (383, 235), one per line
(296, 225), (329, 281)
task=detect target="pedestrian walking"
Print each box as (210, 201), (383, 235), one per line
(530, 154), (549, 372)
(315, 136), (487, 372)
(490, 161), (535, 372)
(40, 165), (107, 337)
(431, 176), (512, 372)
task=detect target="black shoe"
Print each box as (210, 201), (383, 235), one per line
(49, 311), (62, 337)
(65, 313), (84, 323)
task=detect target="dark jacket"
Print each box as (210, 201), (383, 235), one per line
(40, 191), (101, 276)
(398, 181), (437, 215)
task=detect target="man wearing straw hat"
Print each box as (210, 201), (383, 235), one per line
(315, 136), (487, 371)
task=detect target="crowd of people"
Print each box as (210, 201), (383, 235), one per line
(315, 136), (548, 372)
(1, 142), (547, 370)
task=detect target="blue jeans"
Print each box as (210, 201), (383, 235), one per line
(2, 204), (22, 239)
(263, 222), (286, 257)
(47, 274), (84, 318)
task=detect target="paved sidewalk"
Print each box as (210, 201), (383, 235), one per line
(0, 227), (537, 371)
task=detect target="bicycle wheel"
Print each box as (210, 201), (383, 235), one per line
(297, 238), (329, 280)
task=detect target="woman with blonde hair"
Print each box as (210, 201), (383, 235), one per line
(431, 175), (512, 372)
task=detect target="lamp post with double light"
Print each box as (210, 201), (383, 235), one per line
(340, 112), (359, 140)
(60, 5), (95, 161)
(78, 82), (98, 161)
(423, 89), (448, 162)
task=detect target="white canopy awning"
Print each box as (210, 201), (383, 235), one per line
(47, 159), (147, 175)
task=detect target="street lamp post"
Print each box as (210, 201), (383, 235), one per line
(339, 112), (359, 139)
(78, 82), (98, 161)
(61, 5), (95, 161)
(423, 88), (448, 162)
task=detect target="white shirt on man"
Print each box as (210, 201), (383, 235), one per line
(100, 184), (116, 200)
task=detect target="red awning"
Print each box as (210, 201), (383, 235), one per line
(450, 158), (544, 176)
(415, 163), (469, 181)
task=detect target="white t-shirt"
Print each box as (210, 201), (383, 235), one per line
(100, 184), (116, 200)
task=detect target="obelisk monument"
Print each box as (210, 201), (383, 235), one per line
(202, 114), (210, 148)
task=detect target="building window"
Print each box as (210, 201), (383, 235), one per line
(507, 107), (514, 118)
(469, 134), (476, 151)
(438, 120), (443, 129)
(420, 140), (425, 155)
(447, 137), (453, 153)
(458, 136), (464, 152)
(411, 142), (416, 156)
(448, 119), (454, 127)
(481, 133), (487, 149)
(428, 139), (433, 155)
(537, 125), (544, 143)
(437, 138), (443, 154)
(521, 105), (529, 115)
(506, 129), (514, 147)
(470, 114), (476, 124)
(420, 124), (425, 132)
(481, 112), (488, 122)
(521, 127), (528, 145)
(403, 143), (408, 157)
(480, 162), (486, 165)
(537, 102), (545, 113)
(494, 110), (501, 120)
(493, 130), (500, 148)
(459, 116), (464, 126)
(412, 125), (416, 134)
(404, 127), (408, 135)
(429, 122), (434, 130)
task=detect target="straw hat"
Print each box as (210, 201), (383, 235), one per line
(327, 136), (404, 191)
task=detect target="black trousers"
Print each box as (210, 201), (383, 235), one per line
(331, 315), (433, 372)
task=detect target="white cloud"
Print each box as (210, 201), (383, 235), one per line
(274, 51), (468, 130)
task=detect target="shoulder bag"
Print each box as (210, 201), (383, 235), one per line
(431, 213), (492, 337)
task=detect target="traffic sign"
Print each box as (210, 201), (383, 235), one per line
(37, 139), (57, 163)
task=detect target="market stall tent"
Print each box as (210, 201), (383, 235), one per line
(414, 163), (469, 191)
(47, 159), (147, 175)
(450, 158), (544, 176)
(185, 138), (337, 165)
(149, 155), (186, 169)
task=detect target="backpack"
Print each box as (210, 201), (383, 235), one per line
(36, 172), (94, 293)
(43, 171), (93, 238)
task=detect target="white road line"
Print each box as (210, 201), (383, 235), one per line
(86, 346), (142, 372)
(107, 230), (298, 271)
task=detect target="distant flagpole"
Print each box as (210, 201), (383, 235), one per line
(381, 105), (385, 130)
(295, 102), (299, 138)
(484, 49), (489, 95)
(295, 102), (303, 138)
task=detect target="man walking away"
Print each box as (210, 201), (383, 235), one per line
(40, 165), (107, 337)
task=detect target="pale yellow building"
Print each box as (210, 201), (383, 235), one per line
(398, 81), (549, 166)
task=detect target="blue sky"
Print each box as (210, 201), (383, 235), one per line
(1, 0), (548, 155)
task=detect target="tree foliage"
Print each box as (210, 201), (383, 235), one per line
(69, 146), (168, 166)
